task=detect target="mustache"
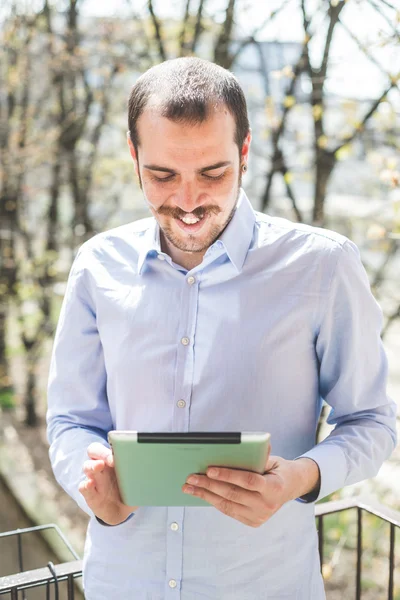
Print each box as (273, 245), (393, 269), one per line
(156, 205), (221, 219)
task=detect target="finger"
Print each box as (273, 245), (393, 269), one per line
(183, 483), (259, 526)
(205, 466), (266, 493)
(79, 477), (97, 497)
(185, 474), (263, 510)
(87, 443), (113, 464)
(83, 459), (105, 476)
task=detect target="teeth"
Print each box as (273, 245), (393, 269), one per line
(180, 215), (201, 224)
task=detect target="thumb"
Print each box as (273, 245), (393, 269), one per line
(87, 442), (113, 464)
(264, 443), (271, 471)
(264, 454), (280, 474)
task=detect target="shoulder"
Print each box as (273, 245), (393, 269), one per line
(75, 217), (154, 261)
(253, 211), (360, 289)
(254, 211), (349, 250)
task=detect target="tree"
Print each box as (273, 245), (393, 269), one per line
(0, 0), (144, 423)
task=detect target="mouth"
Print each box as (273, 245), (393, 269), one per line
(174, 212), (209, 233)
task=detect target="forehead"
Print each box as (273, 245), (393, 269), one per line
(136, 104), (237, 163)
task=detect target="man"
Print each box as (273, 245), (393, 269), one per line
(47, 57), (397, 599)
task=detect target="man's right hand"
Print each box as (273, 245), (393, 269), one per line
(79, 442), (139, 525)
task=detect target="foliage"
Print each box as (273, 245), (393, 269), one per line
(0, 389), (16, 410)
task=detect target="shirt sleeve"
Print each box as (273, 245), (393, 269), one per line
(46, 244), (113, 518)
(297, 239), (398, 503)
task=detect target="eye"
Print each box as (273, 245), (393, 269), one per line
(150, 174), (175, 183)
(202, 171), (227, 181)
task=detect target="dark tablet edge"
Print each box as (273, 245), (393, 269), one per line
(137, 432), (241, 444)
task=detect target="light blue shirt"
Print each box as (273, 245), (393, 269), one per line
(47, 189), (397, 600)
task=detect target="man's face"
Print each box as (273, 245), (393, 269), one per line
(128, 104), (250, 264)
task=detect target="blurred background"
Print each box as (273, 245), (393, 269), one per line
(0, 1), (399, 598)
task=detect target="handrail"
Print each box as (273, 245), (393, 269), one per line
(0, 497), (399, 598)
(0, 560), (83, 594)
(316, 496), (400, 600)
(316, 496), (400, 527)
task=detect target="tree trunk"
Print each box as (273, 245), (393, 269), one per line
(25, 351), (38, 426)
(0, 195), (18, 393)
(0, 306), (12, 394)
(312, 150), (336, 226)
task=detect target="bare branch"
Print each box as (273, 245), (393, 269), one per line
(83, 64), (120, 199)
(332, 83), (394, 154)
(281, 169), (303, 222)
(382, 303), (400, 339)
(213, 0), (236, 68)
(338, 16), (399, 86)
(179, 0), (192, 57)
(378, 0), (398, 11)
(367, 0), (400, 42)
(371, 238), (398, 289)
(228, 0), (294, 67)
(148, 0), (167, 61)
(318, 1), (346, 82)
(191, 0), (206, 54)
(261, 36), (312, 211)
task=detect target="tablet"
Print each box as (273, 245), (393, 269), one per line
(108, 431), (271, 507)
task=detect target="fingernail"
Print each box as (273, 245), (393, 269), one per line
(187, 476), (198, 485)
(183, 485), (194, 494)
(208, 468), (219, 478)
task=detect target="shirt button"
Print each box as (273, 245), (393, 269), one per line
(157, 254), (165, 260)
(187, 276), (196, 285)
(170, 522), (179, 531)
(177, 400), (186, 408)
(181, 337), (190, 346)
(169, 579), (177, 588)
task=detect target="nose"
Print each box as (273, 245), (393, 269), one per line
(176, 180), (199, 212)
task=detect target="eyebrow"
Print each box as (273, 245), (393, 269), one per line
(143, 161), (232, 174)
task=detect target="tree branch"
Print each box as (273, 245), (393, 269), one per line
(280, 168), (303, 222)
(367, 0), (400, 42)
(332, 83), (394, 154)
(148, 0), (167, 61)
(382, 303), (400, 339)
(191, 0), (206, 54)
(179, 0), (191, 57)
(338, 16), (399, 87)
(213, 0), (236, 68)
(318, 1), (346, 82)
(228, 0), (294, 67)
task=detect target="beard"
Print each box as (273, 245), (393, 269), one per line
(138, 170), (243, 255)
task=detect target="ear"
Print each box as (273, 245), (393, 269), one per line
(241, 129), (252, 167)
(127, 132), (139, 177)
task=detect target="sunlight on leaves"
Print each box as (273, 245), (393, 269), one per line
(283, 95), (296, 109)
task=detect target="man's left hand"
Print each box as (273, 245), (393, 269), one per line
(182, 455), (320, 528)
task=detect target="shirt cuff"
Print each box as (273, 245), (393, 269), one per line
(95, 512), (136, 527)
(295, 443), (348, 503)
(295, 457), (321, 503)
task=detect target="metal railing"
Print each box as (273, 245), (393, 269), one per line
(0, 497), (399, 599)
(0, 524), (82, 599)
(316, 496), (400, 600)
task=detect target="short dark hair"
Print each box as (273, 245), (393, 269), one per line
(128, 57), (250, 155)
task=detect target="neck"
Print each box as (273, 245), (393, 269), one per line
(160, 233), (206, 271)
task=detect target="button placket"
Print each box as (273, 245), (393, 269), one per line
(173, 271), (200, 432)
(165, 507), (184, 598)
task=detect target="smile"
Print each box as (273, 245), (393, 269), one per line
(174, 212), (208, 233)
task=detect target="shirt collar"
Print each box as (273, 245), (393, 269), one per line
(217, 188), (256, 272)
(137, 188), (256, 275)
(137, 221), (161, 275)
